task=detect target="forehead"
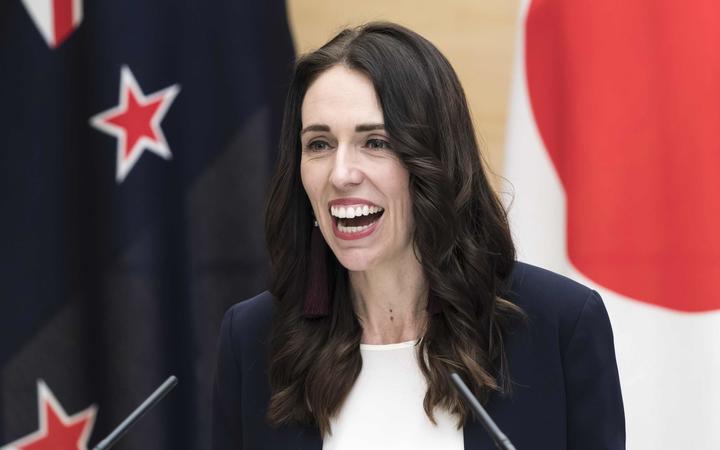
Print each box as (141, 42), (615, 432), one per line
(301, 65), (384, 126)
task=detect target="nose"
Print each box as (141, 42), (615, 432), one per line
(329, 145), (363, 189)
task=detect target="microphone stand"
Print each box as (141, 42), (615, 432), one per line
(450, 373), (516, 450)
(92, 375), (178, 450)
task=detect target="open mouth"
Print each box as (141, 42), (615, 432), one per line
(330, 205), (384, 235)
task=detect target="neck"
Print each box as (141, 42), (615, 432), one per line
(349, 254), (428, 345)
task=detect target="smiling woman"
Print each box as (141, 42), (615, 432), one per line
(300, 65), (414, 272)
(212, 22), (625, 450)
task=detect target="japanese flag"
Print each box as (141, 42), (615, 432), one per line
(503, 0), (720, 448)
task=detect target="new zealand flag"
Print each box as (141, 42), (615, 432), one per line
(0, 0), (294, 448)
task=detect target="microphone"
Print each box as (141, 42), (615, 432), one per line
(450, 372), (516, 450)
(92, 375), (179, 450)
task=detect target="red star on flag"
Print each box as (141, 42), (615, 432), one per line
(2, 381), (96, 450)
(90, 65), (180, 183)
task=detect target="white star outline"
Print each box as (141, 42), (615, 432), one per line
(89, 65), (181, 183)
(1, 380), (97, 450)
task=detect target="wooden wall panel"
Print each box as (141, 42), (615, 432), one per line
(287, 0), (520, 182)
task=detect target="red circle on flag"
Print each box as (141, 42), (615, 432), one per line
(525, 0), (720, 312)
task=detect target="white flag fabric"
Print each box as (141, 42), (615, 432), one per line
(504, 0), (720, 448)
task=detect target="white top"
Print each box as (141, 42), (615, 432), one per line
(322, 340), (464, 450)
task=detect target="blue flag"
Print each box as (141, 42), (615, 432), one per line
(0, 0), (294, 448)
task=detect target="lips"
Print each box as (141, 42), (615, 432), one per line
(328, 198), (384, 240)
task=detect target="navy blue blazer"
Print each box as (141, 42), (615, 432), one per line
(212, 262), (625, 449)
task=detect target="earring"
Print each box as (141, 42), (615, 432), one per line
(303, 226), (330, 318)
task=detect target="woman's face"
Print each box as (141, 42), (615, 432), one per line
(300, 65), (414, 273)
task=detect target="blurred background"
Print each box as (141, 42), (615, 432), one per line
(1, 0), (718, 449)
(288, 0), (519, 180)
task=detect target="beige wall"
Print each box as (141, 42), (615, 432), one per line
(287, 0), (520, 182)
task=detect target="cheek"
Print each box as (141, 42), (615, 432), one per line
(385, 170), (413, 229)
(300, 162), (318, 202)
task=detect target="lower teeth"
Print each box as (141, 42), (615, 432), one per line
(338, 222), (374, 233)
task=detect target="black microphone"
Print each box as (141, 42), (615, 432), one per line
(92, 375), (179, 450)
(450, 372), (516, 450)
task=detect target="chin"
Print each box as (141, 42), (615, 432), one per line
(332, 251), (377, 273)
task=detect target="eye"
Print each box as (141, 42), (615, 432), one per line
(306, 140), (331, 151)
(365, 138), (392, 150)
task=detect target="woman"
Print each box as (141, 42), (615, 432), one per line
(213, 22), (625, 450)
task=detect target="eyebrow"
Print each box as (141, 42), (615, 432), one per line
(300, 123), (386, 135)
(355, 123), (385, 132)
(300, 124), (330, 135)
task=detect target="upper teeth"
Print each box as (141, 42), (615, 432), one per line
(330, 205), (383, 219)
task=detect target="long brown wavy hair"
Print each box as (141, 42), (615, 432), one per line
(265, 22), (522, 436)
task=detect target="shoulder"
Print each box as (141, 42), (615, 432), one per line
(491, 263), (625, 448)
(219, 291), (275, 352)
(225, 290), (275, 323)
(507, 261), (595, 312)
(505, 261), (609, 349)
(213, 291), (278, 449)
